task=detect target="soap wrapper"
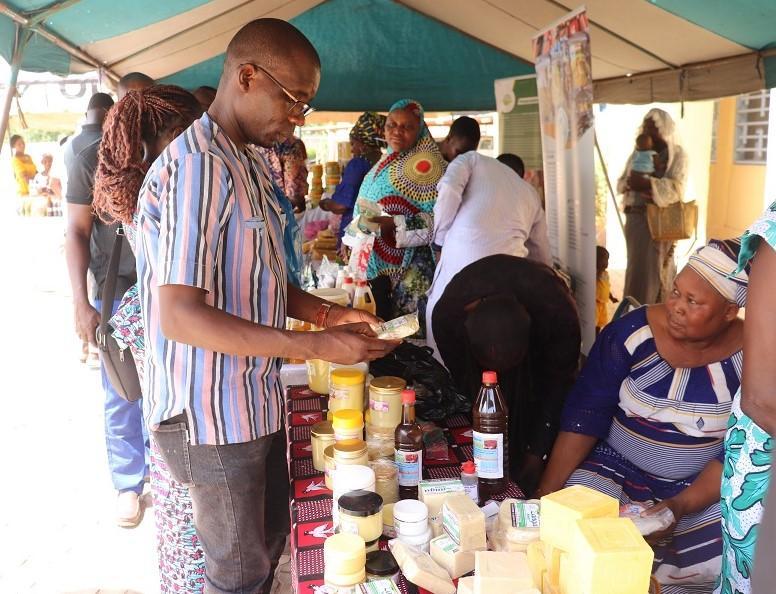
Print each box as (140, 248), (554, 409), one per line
(620, 503), (675, 536)
(373, 312), (420, 340)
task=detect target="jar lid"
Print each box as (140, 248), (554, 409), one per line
(331, 368), (366, 385)
(311, 420), (334, 438)
(324, 444), (336, 459)
(338, 489), (383, 517)
(332, 409), (364, 430)
(333, 465), (375, 491)
(365, 550), (399, 576)
(334, 439), (367, 457)
(323, 532), (366, 563)
(369, 376), (407, 393)
(393, 499), (429, 523)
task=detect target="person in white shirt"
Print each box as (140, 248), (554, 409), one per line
(427, 118), (552, 358)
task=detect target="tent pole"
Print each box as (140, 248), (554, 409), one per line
(0, 23), (25, 157)
(594, 134), (625, 237)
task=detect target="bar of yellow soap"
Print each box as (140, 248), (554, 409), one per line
(543, 543), (562, 585)
(567, 517), (654, 594)
(442, 493), (487, 552)
(473, 551), (534, 592)
(457, 575), (474, 594)
(526, 541), (546, 587)
(539, 485), (619, 551)
(542, 571), (560, 594)
(430, 534), (482, 579)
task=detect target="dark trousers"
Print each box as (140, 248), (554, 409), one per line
(152, 416), (290, 594)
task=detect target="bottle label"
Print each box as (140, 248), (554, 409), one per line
(511, 501), (540, 528)
(463, 482), (479, 502)
(395, 449), (422, 487)
(472, 430), (504, 479)
(370, 399), (390, 413)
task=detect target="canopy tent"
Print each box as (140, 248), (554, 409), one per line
(2, 0), (776, 138)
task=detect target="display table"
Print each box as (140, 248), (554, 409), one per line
(284, 385), (524, 593)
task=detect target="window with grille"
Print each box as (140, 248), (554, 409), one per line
(735, 90), (769, 164)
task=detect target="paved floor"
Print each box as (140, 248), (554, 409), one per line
(0, 205), (292, 594)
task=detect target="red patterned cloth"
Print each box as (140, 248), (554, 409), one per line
(285, 385), (524, 594)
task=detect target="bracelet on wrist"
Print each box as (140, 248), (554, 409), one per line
(315, 302), (333, 329)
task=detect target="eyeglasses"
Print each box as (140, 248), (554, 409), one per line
(240, 62), (315, 118)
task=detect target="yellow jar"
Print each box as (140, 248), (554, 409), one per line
(370, 458), (399, 505)
(333, 439), (369, 468)
(332, 409), (365, 442)
(338, 490), (384, 542)
(368, 376), (406, 429)
(324, 532), (366, 588)
(329, 369), (366, 414)
(307, 358), (330, 395)
(311, 421), (335, 472)
(324, 444), (337, 490)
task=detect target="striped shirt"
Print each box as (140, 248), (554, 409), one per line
(136, 113), (288, 445)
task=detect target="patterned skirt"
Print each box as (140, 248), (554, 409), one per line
(716, 393), (773, 594)
(567, 442), (722, 593)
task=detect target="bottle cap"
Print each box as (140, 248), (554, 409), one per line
(482, 371), (498, 384)
(332, 409), (364, 430)
(401, 389), (416, 404)
(461, 460), (476, 474)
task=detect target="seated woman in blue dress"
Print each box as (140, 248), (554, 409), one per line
(537, 239), (749, 594)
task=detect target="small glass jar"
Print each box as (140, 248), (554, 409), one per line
(333, 439), (369, 468)
(329, 368), (366, 414)
(368, 376), (406, 429)
(324, 444), (337, 490)
(382, 503), (396, 538)
(311, 421), (335, 472)
(365, 423), (396, 460)
(338, 489), (384, 542)
(370, 459), (399, 505)
(365, 550), (400, 584)
(332, 409), (365, 442)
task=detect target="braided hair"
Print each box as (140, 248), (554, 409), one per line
(93, 84), (200, 224)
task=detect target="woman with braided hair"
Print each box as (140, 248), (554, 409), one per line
(93, 84), (207, 593)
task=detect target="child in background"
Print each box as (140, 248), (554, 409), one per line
(629, 133), (657, 176)
(596, 246), (619, 334)
(10, 134), (37, 215)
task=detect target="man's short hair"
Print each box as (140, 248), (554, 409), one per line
(118, 72), (154, 90)
(449, 116), (480, 150)
(87, 92), (115, 111)
(497, 153), (525, 178)
(225, 18), (320, 72)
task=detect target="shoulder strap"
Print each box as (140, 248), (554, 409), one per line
(99, 227), (125, 336)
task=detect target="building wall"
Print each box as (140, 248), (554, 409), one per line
(707, 97), (767, 240)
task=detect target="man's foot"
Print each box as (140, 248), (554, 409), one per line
(116, 491), (143, 528)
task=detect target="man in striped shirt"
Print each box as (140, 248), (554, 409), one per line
(136, 19), (396, 594)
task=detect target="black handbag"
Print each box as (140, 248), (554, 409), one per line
(95, 227), (142, 402)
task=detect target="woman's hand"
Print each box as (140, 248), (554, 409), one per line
(641, 498), (684, 544)
(369, 216), (396, 244)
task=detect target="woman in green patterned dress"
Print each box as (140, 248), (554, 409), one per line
(717, 202), (776, 594)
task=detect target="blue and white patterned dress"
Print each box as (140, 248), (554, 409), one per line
(562, 307), (742, 593)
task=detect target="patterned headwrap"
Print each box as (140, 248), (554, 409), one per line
(687, 238), (749, 307)
(350, 111), (386, 148)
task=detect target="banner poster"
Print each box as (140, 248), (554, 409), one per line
(533, 6), (596, 353)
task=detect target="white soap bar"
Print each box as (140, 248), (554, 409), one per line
(473, 551), (534, 592)
(498, 499), (541, 544)
(419, 479), (465, 526)
(441, 493), (487, 552)
(457, 576), (474, 594)
(388, 539), (456, 594)
(430, 534), (482, 579)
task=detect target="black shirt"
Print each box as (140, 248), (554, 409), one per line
(65, 123), (136, 300)
(432, 255), (581, 462)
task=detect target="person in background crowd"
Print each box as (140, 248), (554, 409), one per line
(135, 19), (396, 594)
(539, 239), (748, 592)
(33, 153), (63, 215)
(64, 91), (151, 528)
(319, 111), (385, 246)
(595, 245), (618, 334)
(717, 204), (776, 594)
(433, 254), (580, 495)
(10, 134), (36, 215)
(618, 108), (688, 305)
(192, 85), (217, 113)
(92, 85), (206, 594)
(117, 72), (155, 99)
(258, 135), (309, 212)
(352, 99), (446, 333)
(427, 117), (551, 356)
(497, 152), (525, 178)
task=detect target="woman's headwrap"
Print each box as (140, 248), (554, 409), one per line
(350, 111), (386, 148)
(686, 238), (749, 307)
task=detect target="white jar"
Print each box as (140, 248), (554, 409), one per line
(332, 465), (376, 526)
(398, 526), (434, 553)
(393, 499), (429, 537)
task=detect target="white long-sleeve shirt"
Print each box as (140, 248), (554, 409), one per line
(426, 151), (551, 357)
